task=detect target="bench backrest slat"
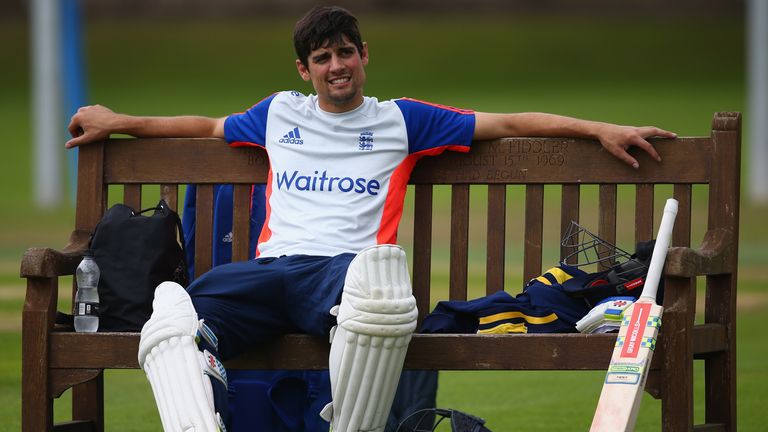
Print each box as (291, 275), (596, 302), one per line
(412, 184), (433, 324)
(559, 184), (580, 264)
(673, 184), (692, 247)
(194, 184), (214, 278)
(99, 138), (711, 185)
(449, 185), (470, 301)
(634, 184), (655, 244)
(485, 184), (506, 295)
(104, 139), (270, 184)
(598, 184), (617, 271)
(410, 138), (712, 184)
(124, 184), (142, 211)
(232, 184), (252, 262)
(160, 184), (179, 212)
(523, 185), (544, 282)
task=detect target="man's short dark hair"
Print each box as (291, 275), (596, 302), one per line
(293, 6), (364, 67)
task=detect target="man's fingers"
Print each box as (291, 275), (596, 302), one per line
(632, 137), (662, 162)
(67, 117), (82, 138)
(634, 126), (676, 162)
(65, 135), (84, 148)
(639, 126), (677, 139)
(601, 125), (675, 168)
(65, 129), (96, 148)
(656, 128), (677, 138)
(609, 146), (639, 169)
(624, 155), (640, 169)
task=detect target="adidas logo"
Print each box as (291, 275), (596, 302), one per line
(222, 232), (233, 243)
(279, 127), (304, 145)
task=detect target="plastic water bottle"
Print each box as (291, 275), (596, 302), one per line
(74, 251), (100, 332)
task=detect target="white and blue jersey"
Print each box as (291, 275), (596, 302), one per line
(224, 91), (475, 257)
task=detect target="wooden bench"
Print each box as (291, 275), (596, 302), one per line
(21, 112), (741, 431)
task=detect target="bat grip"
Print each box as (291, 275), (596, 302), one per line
(640, 198), (678, 302)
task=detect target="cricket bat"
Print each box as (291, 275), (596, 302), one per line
(589, 198), (678, 432)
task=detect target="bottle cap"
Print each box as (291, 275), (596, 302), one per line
(83, 249), (94, 258)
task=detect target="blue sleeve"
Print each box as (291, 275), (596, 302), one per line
(394, 98), (476, 154)
(224, 93), (278, 147)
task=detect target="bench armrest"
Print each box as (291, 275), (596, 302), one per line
(664, 228), (734, 277)
(20, 230), (90, 278)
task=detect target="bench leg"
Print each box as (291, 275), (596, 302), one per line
(22, 277), (57, 432)
(72, 373), (105, 432)
(705, 274), (737, 431)
(660, 277), (695, 432)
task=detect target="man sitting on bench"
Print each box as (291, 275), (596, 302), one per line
(65, 5), (675, 432)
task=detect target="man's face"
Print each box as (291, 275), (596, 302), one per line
(296, 36), (368, 113)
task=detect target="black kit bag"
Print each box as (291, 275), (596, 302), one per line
(89, 199), (188, 332)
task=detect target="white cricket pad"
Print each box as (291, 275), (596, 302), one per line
(138, 282), (227, 432)
(323, 245), (418, 432)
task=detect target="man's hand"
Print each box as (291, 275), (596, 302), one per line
(594, 124), (677, 169)
(66, 105), (123, 148)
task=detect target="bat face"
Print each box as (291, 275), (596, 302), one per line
(617, 301), (661, 360)
(590, 300), (663, 431)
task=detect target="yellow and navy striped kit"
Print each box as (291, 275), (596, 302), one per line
(421, 265), (592, 334)
(420, 262), (653, 335)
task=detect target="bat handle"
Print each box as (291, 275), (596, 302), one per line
(640, 198), (678, 303)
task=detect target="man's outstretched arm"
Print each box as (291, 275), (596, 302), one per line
(65, 104), (227, 148)
(473, 112), (677, 169)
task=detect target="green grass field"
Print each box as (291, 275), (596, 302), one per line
(1, 12), (765, 431)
